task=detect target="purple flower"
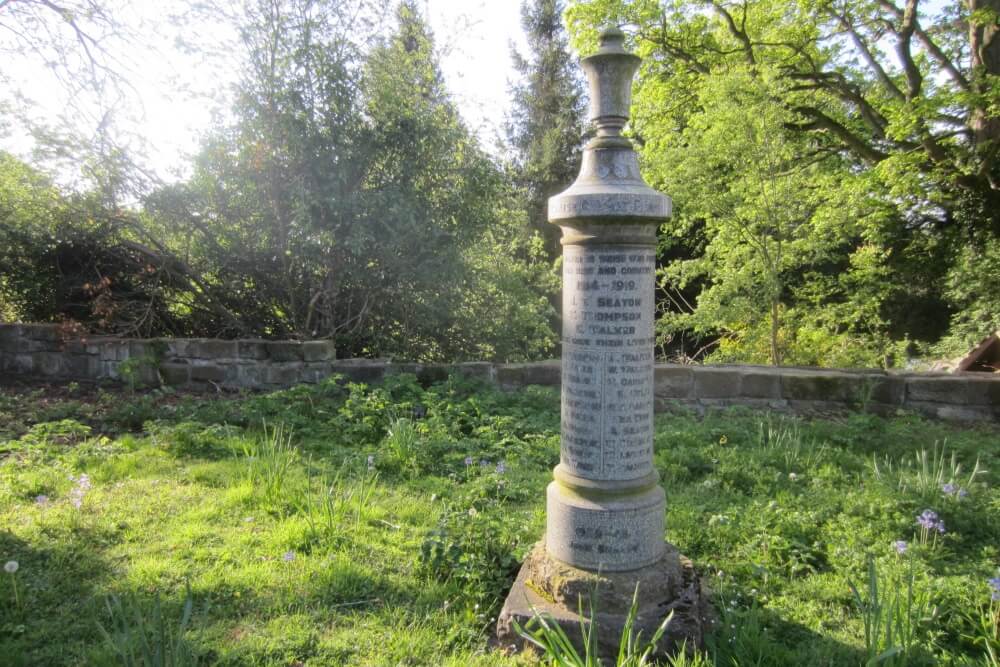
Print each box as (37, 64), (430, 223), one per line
(942, 483), (957, 495)
(958, 488), (969, 499)
(463, 456), (473, 467)
(988, 577), (1000, 592)
(916, 509), (939, 530)
(35, 495), (49, 506)
(282, 551), (295, 562)
(480, 459), (490, 468)
(495, 461), (507, 475)
(936, 520), (946, 534)
(893, 540), (908, 555)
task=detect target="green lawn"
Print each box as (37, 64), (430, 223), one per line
(1, 374), (998, 666)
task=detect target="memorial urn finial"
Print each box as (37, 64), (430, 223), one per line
(581, 26), (640, 140)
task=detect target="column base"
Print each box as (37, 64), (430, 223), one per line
(496, 542), (711, 661)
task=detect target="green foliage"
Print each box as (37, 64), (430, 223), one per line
(565, 0), (1000, 366)
(96, 582), (203, 667)
(848, 557), (936, 666)
(507, 0), (587, 259)
(514, 587), (675, 666)
(2, 377), (999, 664)
(240, 423), (299, 515)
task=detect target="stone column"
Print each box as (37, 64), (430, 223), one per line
(498, 27), (707, 659)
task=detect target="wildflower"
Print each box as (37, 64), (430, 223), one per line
(480, 459), (490, 468)
(366, 454), (375, 472)
(942, 483), (957, 495)
(988, 577), (1000, 593)
(282, 551), (295, 562)
(893, 540), (908, 555)
(788, 472), (799, 482)
(468, 507), (479, 518)
(68, 473), (91, 509)
(243, 516), (254, 523)
(916, 509), (940, 530)
(463, 456), (473, 467)
(4, 561), (17, 574)
(495, 461), (507, 475)
(958, 488), (969, 499)
(35, 495), (49, 506)
(719, 435), (728, 445)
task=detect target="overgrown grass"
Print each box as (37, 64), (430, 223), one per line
(0, 374), (998, 665)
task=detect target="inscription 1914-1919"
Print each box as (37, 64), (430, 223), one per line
(561, 246), (656, 482)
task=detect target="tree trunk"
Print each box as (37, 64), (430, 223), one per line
(770, 299), (782, 366)
(969, 0), (1000, 156)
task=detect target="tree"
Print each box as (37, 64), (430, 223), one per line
(565, 0), (1000, 364)
(507, 0), (586, 260)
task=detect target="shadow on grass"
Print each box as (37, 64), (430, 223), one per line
(0, 526), (118, 666)
(707, 603), (867, 667)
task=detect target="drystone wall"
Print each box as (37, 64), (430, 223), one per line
(1, 324), (998, 422)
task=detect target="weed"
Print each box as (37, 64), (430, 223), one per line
(848, 556), (936, 665)
(241, 422), (297, 514)
(96, 582), (203, 667)
(514, 585), (676, 667)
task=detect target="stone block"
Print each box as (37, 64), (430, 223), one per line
(237, 339), (269, 360)
(301, 341), (335, 362)
(36, 353), (68, 376)
(521, 361), (560, 386)
(265, 362), (304, 385)
(164, 339), (193, 358)
(235, 364), (265, 387)
(692, 366), (741, 398)
(654, 365), (694, 398)
(266, 341), (303, 362)
(62, 354), (99, 378)
(905, 376), (967, 404)
(0, 324), (20, 347)
(190, 362), (226, 383)
(740, 371), (781, 399)
(330, 360), (387, 384)
(416, 365), (450, 387)
(454, 362), (495, 382)
(12, 354), (34, 373)
(781, 370), (862, 402)
(160, 363), (190, 386)
(25, 325), (60, 342)
(302, 362), (334, 383)
(964, 377), (1000, 406)
(189, 339), (237, 359)
(496, 364), (525, 388)
(99, 341), (130, 362)
(867, 375), (905, 406)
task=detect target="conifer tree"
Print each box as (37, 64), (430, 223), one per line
(507, 0), (586, 260)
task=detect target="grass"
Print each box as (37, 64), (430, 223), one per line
(0, 373), (998, 665)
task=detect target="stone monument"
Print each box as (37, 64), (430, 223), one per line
(497, 27), (708, 658)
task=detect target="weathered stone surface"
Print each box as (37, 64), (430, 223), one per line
(741, 370), (782, 399)
(654, 366), (694, 398)
(781, 370), (862, 402)
(455, 361), (495, 382)
(692, 367), (741, 398)
(237, 339), (269, 360)
(266, 341), (303, 362)
(301, 341), (336, 362)
(190, 339), (237, 359)
(265, 363), (304, 385)
(497, 543), (709, 661)
(190, 363), (226, 383)
(330, 359), (387, 383)
(160, 363), (190, 386)
(906, 376), (966, 403)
